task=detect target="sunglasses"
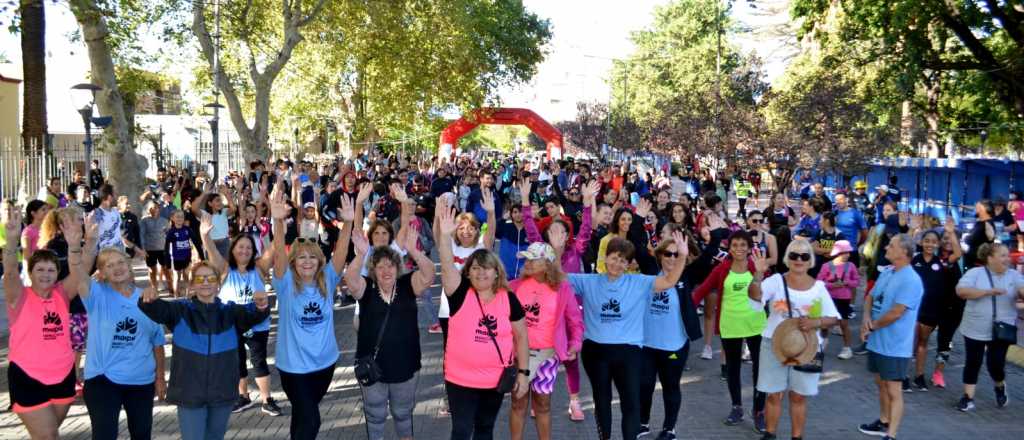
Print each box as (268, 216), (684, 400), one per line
(787, 252), (812, 262)
(749, 218), (764, 224)
(661, 251), (680, 258)
(192, 275), (220, 285)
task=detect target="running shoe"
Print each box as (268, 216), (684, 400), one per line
(956, 395), (975, 412)
(701, 345), (714, 360)
(262, 397), (283, 417)
(742, 344), (751, 363)
(759, 433), (777, 440)
(913, 375), (928, 392)
(232, 394), (254, 413)
(723, 406), (744, 426)
(656, 430), (677, 440)
(995, 385), (1009, 408)
(568, 398), (585, 421)
(837, 347), (853, 360)
(901, 378), (912, 393)
(853, 343), (870, 355)
(931, 370), (946, 389)
(753, 410), (766, 434)
(637, 424), (651, 438)
(858, 419), (889, 437)
(427, 323), (442, 334)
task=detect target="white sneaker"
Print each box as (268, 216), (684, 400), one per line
(838, 347), (853, 360)
(700, 345), (713, 360)
(741, 344), (751, 362)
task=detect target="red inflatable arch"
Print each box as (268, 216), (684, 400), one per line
(439, 108), (564, 161)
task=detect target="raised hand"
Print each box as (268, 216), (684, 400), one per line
(439, 206), (458, 237)
(582, 180), (600, 206)
(339, 196), (355, 223)
(673, 231), (690, 261)
(352, 229), (370, 255)
(751, 246), (770, 274)
(3, 208), (22, 239)
(390, 183), (409, 204)
(635, 198), (653, 219)
(199, 211), (214, 237)
(481, 188), (495, 213)
(944, 216), (956, 234)
(269, 184), (292, 220)
(84, 213), (100, 244)
(898, 211), (909, 226)
(401, 225), (419, 253)
(518, 180), (532, 206)
(356, 182), (373, 204)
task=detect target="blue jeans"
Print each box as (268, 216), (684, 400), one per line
(178, 404), (232, 440)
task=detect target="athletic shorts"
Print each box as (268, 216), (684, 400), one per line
(145, 250), (170, 268)
(237, 330), (271, 378)
(833, 299), (853, 320)
(8, 362), (76, 414)
(867, 351), (910, 381)
(529, 356), (560, 395)
(172, 259), (191, 271)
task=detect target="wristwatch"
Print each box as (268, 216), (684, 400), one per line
(518, 368), (530, 377)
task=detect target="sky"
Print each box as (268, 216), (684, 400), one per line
(0, 0), (799, 130)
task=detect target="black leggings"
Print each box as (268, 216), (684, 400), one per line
(279, 364), (335, 440)
(639, 345), (689, 431)
(737, 198), (748, 218)
(962, 336), (1010, 385)
(83, 375), (155, 440)
(445, 381), (505, 440)
(936, 300), (966, 357)
(721, 336), (765, 413)
(581, 340), (642, 440)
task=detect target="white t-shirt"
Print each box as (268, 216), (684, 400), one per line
(754, 274), (840, 343)
(94, 206), (123, 250)
(438, 241), (484, 318)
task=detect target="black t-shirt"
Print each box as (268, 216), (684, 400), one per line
(448, 277), (525, 322)
(356, 273), (421, 383)
(813, 229), (844, 276)
(964, 219), (994, 268)
(911, 253), (960, 316)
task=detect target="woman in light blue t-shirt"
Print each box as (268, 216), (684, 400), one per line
(268, 182), (354, 439)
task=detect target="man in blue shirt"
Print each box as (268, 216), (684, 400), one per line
(858, 234), (922, 440)
(833, 193), (868, 266)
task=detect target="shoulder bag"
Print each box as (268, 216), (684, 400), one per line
(354, 284), (392, 387)
(985, 268), (1018, 344)
(782, 275), (825, 373)
(475, 291), (518, 394)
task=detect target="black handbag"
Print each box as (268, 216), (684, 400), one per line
(985, 268), (1018, 344)
(354, 285), (392, 387)
(782, 275), (825, 373)
(675, 279), (703, 342)
(474, 291), (518, 394)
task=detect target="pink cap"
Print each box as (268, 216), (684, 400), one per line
(830, 240), (854, 257)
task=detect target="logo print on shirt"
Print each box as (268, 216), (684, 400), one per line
(650, 291), (671, 315)
(300, 301), (325, 327)
(240, 284), (254, 302)
(524, 301), (541, 327)
(474, 313), (499, 343)
(600, 299), (622, 323)
(112, 317), (139, 348)
(653, 292), (670, 304)
(41, 310), (64, 341)
(601, 299), (621, 313)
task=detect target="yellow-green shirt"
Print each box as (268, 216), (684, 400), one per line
(719, 271), (766, 338)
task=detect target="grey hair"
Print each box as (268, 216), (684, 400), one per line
(783, 239), (816, 269)
(891, 233), (916, 260)
(365, 245), (404, 283)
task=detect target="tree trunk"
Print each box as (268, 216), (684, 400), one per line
(69, 0), (147, 213)
(20, 0), (46, 152)
(899, 100), (914, 151)
(924, 72), (942, 158)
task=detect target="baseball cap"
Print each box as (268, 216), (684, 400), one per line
(303, 202), (316, 209)
(877, 184), (889, 192)
(517, 242), (556, 262)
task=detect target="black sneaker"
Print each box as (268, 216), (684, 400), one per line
(232, 394), (254, 413)
(882, 437), (896, 440)
(655, 429), (677, 440)
(956, 395), (975, 412)
(995, 385), (1009, 408)
(853, 343), (870, 355)
(723, 406), (744, 426)
(262, 397), (283, 416)
(901, 378), (912, 393)
(637, 424), (651, 438)
(753, 411), (767, 433)
(759, 433), (777, 440)
(913, 375), (928, 392)
(858, 419), (888, 437)
(720, 364), (728, 381)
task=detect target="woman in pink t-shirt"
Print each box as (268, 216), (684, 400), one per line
(507, 242), (584, 440)
(437, 204), (530, 440)
(20, 200), (52, 261)
(3, 205), (96, 439)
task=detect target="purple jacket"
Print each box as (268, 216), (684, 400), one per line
(510, 278), (584, 361)
(523, 206), (592, 274)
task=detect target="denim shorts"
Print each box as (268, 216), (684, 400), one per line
(867, 351), (910, 381)
(756, 338), (820, 396)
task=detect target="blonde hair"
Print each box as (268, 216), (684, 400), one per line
(289, 240), (328, 298)
(461, 249), (510, 293)
(783, 239), (816, 269)
(96, 248), (131, 282)
(978, 242), (1008, 266)
(521, 257), (566, 291)
(455, 212), (481, 247)
(38, 207), (82, 248)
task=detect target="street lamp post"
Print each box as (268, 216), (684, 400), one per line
(70, 83), (111, 182)
(205, 102), (225, 180)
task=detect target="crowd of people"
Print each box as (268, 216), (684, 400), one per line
(1, 152), (1023, 440)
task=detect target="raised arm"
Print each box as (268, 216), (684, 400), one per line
(66, 213), (98, 300)
(481, 187), (497, 249)
(354, 182), (373, 235)
(198, 211), (226, 274)
(3, 208), (23, 305)
(269, 182), (292, 277)
(943, 216), (963, 264)
(746, 247), (770, 302)
(392, 184), (411, 247)
(653, 231), (690, 292)
(573, 180), (600, 253)
(401, 226), (436, 296)
(519, 180), (543, 243)
(332, 195), (355, 276)
(344, 229), (369, 300)
(437, 205), (462, 295)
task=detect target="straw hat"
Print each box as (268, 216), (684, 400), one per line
(772, 319), (818, 366)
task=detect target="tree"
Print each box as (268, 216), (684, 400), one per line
(556, 101), (608, 154)
(69, 0), (148, 208)
(19, 0), (46, 151)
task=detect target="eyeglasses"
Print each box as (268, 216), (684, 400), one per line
(661, 251), (680, 258)
(749, 218), (764, 224)
(787, 252), (812, 262)
(192, 275), (219, 285)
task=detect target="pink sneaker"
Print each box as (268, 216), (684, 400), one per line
(932, 370), (946, 389)
(568, 398), (584, 422)
(427, 323), (442, 334)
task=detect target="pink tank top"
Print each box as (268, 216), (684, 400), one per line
(8, 284), (74, 384)
(444, 288), (514, 389)
(512, 278), (559, 350)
